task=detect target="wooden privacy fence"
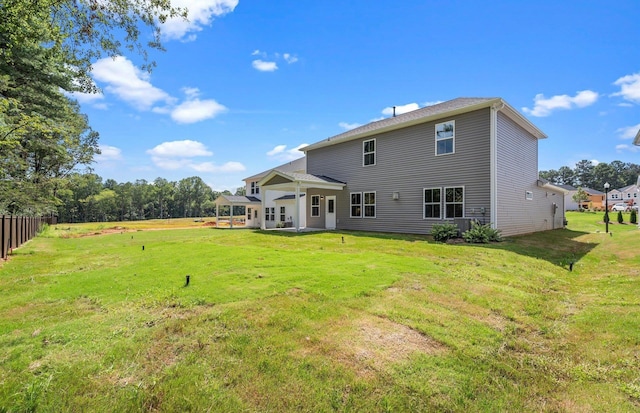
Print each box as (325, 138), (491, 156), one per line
(1, 216), (57, 260)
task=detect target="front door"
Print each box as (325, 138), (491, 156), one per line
(325, 196), (336, 229)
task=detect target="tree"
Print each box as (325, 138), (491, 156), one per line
(1, 0), (186, 214)
(574, 160), (595, 188)
(557, 166), (576, 186)
(572, 187), (589, 211)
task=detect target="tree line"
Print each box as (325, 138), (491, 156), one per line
(539, 160), (640, 190)
(56, 173), (245, 223)
(1, 0), (185, 216)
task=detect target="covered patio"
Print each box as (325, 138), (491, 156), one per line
(258, 171), (345, 232)
(212, 195), (261, 228)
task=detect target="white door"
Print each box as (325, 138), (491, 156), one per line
(325, 196), (336, 229)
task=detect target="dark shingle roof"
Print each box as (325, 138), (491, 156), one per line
(303, 97), (546, 152)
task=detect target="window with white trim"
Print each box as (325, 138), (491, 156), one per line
(311, 195), (320, 217)
(247, 207), (252, 220)
(350, 192), (362, 217)
(250, 181), (260, 195)
(270, 207), (275, 221)
(280, 206), (286, 222)
(363, 139), (376, 166)
(363, 191), (376, 218)
(423, 188), (441, 219)
(435, 120), (455, 155)
(445, 186), (464, 218)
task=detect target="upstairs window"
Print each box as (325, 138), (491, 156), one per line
(435, 120), (455, 155)
(423, 188), (441, 219)
(445, 186), (464, 218)
(363, 139), (376, 166)
(250, 182), (260, 195)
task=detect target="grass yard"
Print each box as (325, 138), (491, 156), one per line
(1, 212), (639, 412)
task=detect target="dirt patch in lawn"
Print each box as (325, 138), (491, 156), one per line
(300, 314), (446, 377)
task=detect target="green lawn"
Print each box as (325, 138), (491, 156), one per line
(1, 212), (639, 412)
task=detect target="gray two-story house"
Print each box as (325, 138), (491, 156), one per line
(258, 97), (565, 236)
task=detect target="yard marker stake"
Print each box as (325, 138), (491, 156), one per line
(185, 275), (190, 287)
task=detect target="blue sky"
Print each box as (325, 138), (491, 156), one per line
(73, 0), (640, 191)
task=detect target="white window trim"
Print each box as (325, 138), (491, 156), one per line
(525, 191), (533, 201)
(444, 186), (465, 219)
(350, 192), (362, 218)
(423, 187), (442, 220)
(435, 120), (455, 156)
(363, 191), (376, 218)
(363, 138), (376, 167)
(311, 195), (320, 217)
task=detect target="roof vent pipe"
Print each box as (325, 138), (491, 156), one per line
(393, 106), (396, 117)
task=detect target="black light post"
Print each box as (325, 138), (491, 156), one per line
(604, 182), (610, 233)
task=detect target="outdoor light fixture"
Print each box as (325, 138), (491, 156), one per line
(604, 182), (610, 233)
(392, 192), (399, 200)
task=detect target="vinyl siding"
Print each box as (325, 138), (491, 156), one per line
(495, 112), (564, 236)
(306, 108), (492, 234)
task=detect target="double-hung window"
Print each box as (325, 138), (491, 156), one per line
(350, 192), (375, 218)
(363, 139), (376, 166)
(311, 195), (320, 217)
(363, 192), (376, 218)
(423, 188), (441, 219)
(280, 206), (286, 222)
(350, 193), (362, 217)
(250, 182), (260, 195)
(445, 187), (464, 218)
(435, 120), (455, 155)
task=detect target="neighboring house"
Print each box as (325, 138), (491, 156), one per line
(259, 97), (566, 236)
(561, 185), (605, 210)
(213, 157), (307, 229)
(617, 184), (639, 206)
(634, 128), (640, 146)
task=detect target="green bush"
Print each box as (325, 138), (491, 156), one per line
(631, 209), (637, 224)
(617, 211), (624, 224)
(462, 221), (502, 243)
(603, 211), (610, 223)
(431, 223), (459, 242)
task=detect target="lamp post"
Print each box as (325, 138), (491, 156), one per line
(604, 182), (610, 233)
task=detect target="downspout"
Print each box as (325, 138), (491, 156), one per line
(490, 102), (502, 229)
(295, 182), (301, 232)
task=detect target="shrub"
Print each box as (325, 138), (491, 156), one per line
(603, 211), (610, 223)
(631, 209), (637, 224)
(462, 221), (502, 243)
(617, 211), (624, 224)
(431, 223), (459, 242)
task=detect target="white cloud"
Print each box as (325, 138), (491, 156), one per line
(283, 53), (299, 64)
(91, 56), (173, 110)
(338, 122), (362, 131)
(382, 103), (420, 116)
(147, 140), (213, 158)
(161, 0), (238, 41)
(267, 145), (287, 156)
(251, 51), (299, 71)
(95, 145), (123, 162)
(612, 72), (640, 103)
(69, 90), (105, 104)
(171, 96), (227, 124)
(267, 144), (308, 161)
(616, 144), (639, 153)
(423, 100), (444, 107)
(522, 90), (599, 117)
(91, 56), (227, 124)
(191, 161), (246, 173)
(252, 60), (278, 72)
(617, 123), (640, 140)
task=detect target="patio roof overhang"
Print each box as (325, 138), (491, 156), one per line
(213, 195), (261, 207)
(258, 170), (346, 191)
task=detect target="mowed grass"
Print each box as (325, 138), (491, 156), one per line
(1, 212), (639, 412)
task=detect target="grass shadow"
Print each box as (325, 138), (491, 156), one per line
(260, 227), (598, 269)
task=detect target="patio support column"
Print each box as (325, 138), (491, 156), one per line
(215, 203), (219, 227)
(261, 189), (266, 230)
(295, 182), (301, 232)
